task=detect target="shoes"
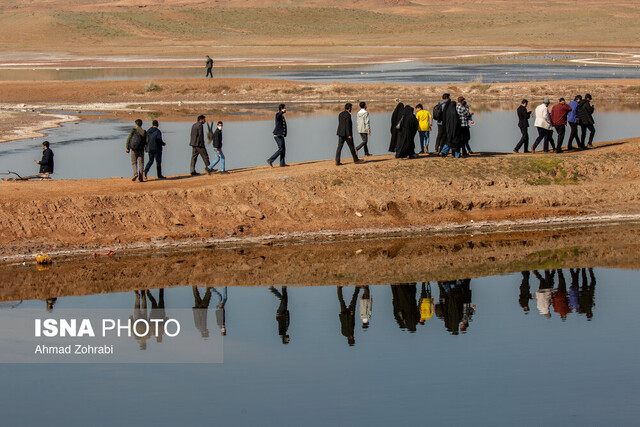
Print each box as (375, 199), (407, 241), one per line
(280, 164), (289, 167)
(588, 143), (594, 148)
(409, 154), (419, 159)
(190, 172), (200, 176)
(158, 176), (167, 180)
(131, 175), (138, 181)
(355, 159), (365, 164)
(365, 153), (373, 157)
(513, 149), (518, 153)
(336, 162), (343, 166)
(138, 173), (144, 182)
(209, 169), (218, 173)
(524, 150), (531, 153)
(205, 167), (212, 175)
(543, 150), (549, 153)
(418, 150), (425, 154)
(267, 159), (273, 167)
(219, 170), (229, 174)
(567, 146), (576, 151)
(143, 172), (147, 181)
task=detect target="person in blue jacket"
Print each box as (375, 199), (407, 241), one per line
(144, 120), (166, 179)
(566, 95), (582, 150)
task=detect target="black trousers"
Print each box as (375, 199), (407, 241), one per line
(336, 136), (358, 164)
(190, 146), (210, 174)
(514, 126), (529, 152)
(580, 124), (595, 146)
(435, 123), (446, 152)
(356, 133), (370, 156)
(567, 122), (580, 148)
(144, 150), (163, 177)
(532, 127), (554, 151)
(554, 125), (566, 152)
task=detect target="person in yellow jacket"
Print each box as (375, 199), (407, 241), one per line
(415, 104), (432, 154)
(419, 282), (433, 324)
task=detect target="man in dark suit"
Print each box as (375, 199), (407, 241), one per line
(189, 115), (211, 176)
(335, 103), (363, 166)
(35, 140), (54, 174)
(513, 99), (531, 153)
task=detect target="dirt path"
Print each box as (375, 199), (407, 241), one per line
(2, 138), (640, 260)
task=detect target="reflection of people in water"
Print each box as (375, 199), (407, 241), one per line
(147, 289), (167, 343)
(212, 287), (227, 336)
(553, 270), (571, 320)
(45, 297), (57, 312)
(269, 286), (290, 344)
(192, 286), (212, 338)
(578, 268), (596, 319)
(534, 270), (554, 318)
(338, 286), (360, 345)
(519, 271), (532, 313)
(418, 282), (433, 324)
(359, 285), (372, 329)
(435, 280), (474, 334)
(569, 269), (581, 312)
(391, 283), (420, 332)
(130, 290), (152, 350)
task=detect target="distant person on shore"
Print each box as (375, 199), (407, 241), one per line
(388, 102), (404, 152)
(336, 103), (363, 166)
(269, 286), (290, 344)
(207, 121), (228, 174)
(35, 140), (54, 175)
(143, 120), (166, 180)
(513, 99), (531, 153)
(356, 101), (372, 157)
(395, 104), (419, 159)
(267, 104), (288, 167)
(578, 93), (596, 148)
(567, 95), (582, 150)
(415, 104), (432, 154)
(126, 119), (148, 182)
(551, 97), (573, 153)
(433, 93), (450, 153)
(205, 55), (213, 78)
(532, 98), (554, 153)
(189, 115), (211, 176)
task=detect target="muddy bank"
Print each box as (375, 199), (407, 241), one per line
(2, 221), (640, 303)
(1, 138), (640, 259)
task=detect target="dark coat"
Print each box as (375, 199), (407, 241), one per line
(336, 110), (353, 138)
(517, 105), (531, 128)
(388, 102), (404, 152)
(147, 126), (164, 152)
(190, 121), (205, 147)
(273, 111), (287, 137)
(212, 128), (222, 149)
(442, 100), (460, 149)
(39, 148), (54, 174)
(395, 105), (419, 158)
(391, 284), (419, 332)
(577, 99), (595, 125)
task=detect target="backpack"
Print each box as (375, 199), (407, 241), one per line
(432, 102), (443, 121)
(129, 129), (143, 151)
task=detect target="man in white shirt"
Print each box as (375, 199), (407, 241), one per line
(356, 101), (372, 157)
(532, 98), (555, 152)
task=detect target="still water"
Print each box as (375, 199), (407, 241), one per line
(0, 266), (638, 425)
(1, 110), (639, 179)
(2, 61), (640, 84)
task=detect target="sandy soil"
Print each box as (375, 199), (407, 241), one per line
(2, 137), (640, 261)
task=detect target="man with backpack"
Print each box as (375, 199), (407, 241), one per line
(126, 119), (148, 182)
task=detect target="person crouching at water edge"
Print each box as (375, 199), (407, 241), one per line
(126, 119), (149, 182)
(207, 121), (229, 174)
(336, 103), (364, 166)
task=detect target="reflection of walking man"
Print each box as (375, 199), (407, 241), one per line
(205, 55), (213, 78)
(192, 286), (212, 338)
(189, 115), (211, 176)
(359, 285), (372, 328)
(269, 286), (290, 344)
(212, 287), (227, 336)
(338, 286), (360, 345)
(144, 120), (166, 180)
(336, 103), (362, 166)
(267, 104), (288, 167)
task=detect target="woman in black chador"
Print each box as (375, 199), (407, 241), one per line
(388, 102), (404, 152)
(391, 283), (420, 332)
(395, 105), (419, 159)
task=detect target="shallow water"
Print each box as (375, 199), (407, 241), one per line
(1, 110), (638, 179)
(1, 61), (639, 84)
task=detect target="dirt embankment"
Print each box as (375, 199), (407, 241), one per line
(2, 138), (640, 260)
(2, 222), (639, 303)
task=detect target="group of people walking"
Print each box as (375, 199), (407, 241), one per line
(514, 94), (596, 153)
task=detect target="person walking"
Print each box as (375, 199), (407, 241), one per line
(566, 95), (582, 150)
(189, 115), (211, 176)
(207, 121), (228, 174)
(35, 140), (54, 174)
(388, 102), (404, 152)
(456, 96), (473, 156)
(433, 93), (450, 153)
(578, 94), (596, 148)
(205, 55), (213, 78)
(513, 99), (531, 153)
(415, 104), (432, 154)
(336, 103), (363, 166)
(551, 98), (573, 153)
(143, 120), (166, 180)
(267, 104), (288, 167)
(356, 101), (372, 157)
(126, 119), (148, 182)
(532, 98), (554, 153)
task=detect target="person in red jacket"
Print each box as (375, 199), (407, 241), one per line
(551, 98), (573, 153)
